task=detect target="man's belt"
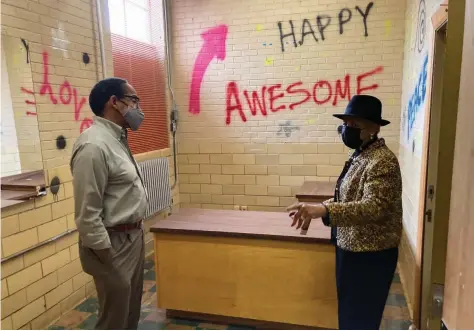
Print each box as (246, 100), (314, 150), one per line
(106, 221), (142, 232)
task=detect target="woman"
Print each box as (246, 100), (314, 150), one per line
(287, 95), (402, 330)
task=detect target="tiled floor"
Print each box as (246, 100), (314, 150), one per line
(48, 260), (411, 330)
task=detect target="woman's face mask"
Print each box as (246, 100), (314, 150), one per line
(341, 124), (363, 149)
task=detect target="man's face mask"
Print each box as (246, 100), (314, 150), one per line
(118, 95), (144, 131)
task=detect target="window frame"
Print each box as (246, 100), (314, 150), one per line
(109, 0), (153, 44)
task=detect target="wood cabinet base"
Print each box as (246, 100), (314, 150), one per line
(166, 310), (322, 329)
(154, 233), (338, 329)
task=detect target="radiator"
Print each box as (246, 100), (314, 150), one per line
(138, 157), (172, 219)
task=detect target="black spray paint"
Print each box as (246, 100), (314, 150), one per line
(338, 8), (352, 34)
(355, 2), (374, 37)
(416, 0), (426, 53)
(300, 18), (319, 45)
(277, 120), (300, 138)
(82, 53), (90, 64)
(21, 39), (30, 63)
(277, 21), (298, 51)
(56, 135), (66, 150)
(316, 15), (331, 41)
(278, 2), (374, 52)
(50, 176), (61, 195)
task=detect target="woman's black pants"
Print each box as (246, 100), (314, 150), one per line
(336, 246), (399, 330)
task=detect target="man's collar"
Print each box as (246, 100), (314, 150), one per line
(93, 116), (125, 139)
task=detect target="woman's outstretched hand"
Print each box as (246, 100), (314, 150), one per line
(286, 202), (328, 231)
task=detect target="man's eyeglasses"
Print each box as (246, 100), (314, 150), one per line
(123, 95), (140, 103)
(119, 94), (140, 107)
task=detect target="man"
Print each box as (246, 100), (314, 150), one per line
(71, 78), (148, 330)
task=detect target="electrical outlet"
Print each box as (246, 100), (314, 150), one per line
(234, 205), (240, 211)
(240, 206), (248, 211)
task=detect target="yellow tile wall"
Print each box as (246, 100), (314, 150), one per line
(1, 0), (177, 329)
(171, 0), (406, 211)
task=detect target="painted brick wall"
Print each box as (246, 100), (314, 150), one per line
(1, 36), (43, 174)
(1, 45), (22, 177)
(0, 0), (176, 329)
(397, 0), (444, 317)
(171, 0), (406, 211)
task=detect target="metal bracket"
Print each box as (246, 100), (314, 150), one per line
(441, 320), (448, 330)
(425, 209), (433, 223)
(428, 184), (435, 200)
(431, 283), (445, 319)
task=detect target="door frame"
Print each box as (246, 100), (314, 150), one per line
(413, 0), (466, 328)
(419, 17), (447, 330)
(442, 1), (474, 328)
(414, 5), (448, 326)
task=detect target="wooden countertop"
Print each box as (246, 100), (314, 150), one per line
(1, 189), (39, 200)
(1, 170), (45, 191)
(295, 181), (335, 200)
(1, 170), (46, 210)
(1, 198), (26, 209)
(151, 208), (331, 244)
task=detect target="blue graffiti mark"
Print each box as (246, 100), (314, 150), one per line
(406, 54), (428, 140)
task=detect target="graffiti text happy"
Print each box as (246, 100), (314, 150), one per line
(278, 2), (374, 52)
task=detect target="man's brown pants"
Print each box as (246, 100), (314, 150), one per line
(79, 228), (144, 330)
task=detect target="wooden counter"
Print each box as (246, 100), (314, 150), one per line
(151, 208), (337, 329)
(295, 181), (335, 203)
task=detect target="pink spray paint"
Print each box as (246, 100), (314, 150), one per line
(188, 25), (228, 115)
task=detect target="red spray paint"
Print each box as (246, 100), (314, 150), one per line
(225, 66), (383, 125)
(22, 52), (92, 132)
(22, 87), (37, 115)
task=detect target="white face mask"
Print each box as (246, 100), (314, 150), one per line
(123, 107), (145, 131)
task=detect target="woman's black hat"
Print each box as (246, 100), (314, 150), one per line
(333, 95), (390, 126)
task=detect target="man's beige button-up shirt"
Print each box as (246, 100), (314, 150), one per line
(71, 116), (147, 250)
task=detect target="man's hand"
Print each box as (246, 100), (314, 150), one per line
(92, 248), (114, 265)
(286, 202), (328, 231)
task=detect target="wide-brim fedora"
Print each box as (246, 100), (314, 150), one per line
(333, 95), (390, 126)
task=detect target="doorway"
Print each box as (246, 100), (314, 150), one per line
(417, 0), (466, 329)
(420, 20), (448, 330)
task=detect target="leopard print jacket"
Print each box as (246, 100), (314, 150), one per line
(323, 138), (402, 252)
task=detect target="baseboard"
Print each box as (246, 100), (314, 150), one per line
(166, 310), (326, 330)
(398, 262), (414, 318)
(398, 229), (417, 321)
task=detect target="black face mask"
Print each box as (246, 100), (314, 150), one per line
(341, 125), (363, 149)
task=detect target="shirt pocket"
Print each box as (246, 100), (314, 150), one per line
(109, 156), (140, 185)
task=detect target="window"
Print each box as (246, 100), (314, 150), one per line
(108, 0), (169, 154)
(109, 0), (152, 44)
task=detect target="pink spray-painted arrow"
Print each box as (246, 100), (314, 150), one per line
(189, 24), (228, 115)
